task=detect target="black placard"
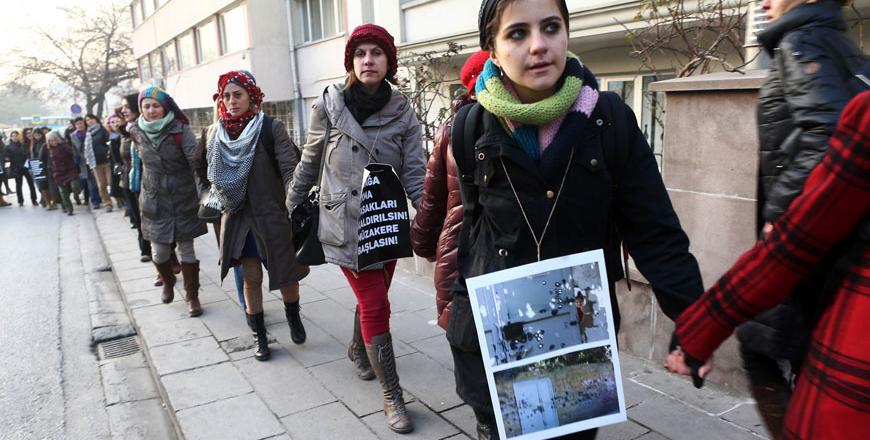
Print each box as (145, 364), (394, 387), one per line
(357, 163), (412, 270)
(28, 159), (46, 181)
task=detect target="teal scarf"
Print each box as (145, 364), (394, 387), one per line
(137, 112), (175, 145)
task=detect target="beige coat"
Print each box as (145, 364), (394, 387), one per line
(288, 84), (426, 271)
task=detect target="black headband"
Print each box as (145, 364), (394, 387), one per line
(477, 0), (569, 49)
(478, 0), (500, 49)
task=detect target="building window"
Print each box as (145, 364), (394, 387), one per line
(177, 31), (196, 69)
(161, 41), (177, 76)
(220, 4), (248, 54)
(142, 0), (154, 18)
(149, 51), (163, 80)
(131, 1), (142, 27)
(197, 18), (220, 63)
(293, 0), (344, 44)
(155, 0), (168, 8)
(361, 0), (375, 23)
(641, 74), (674, 167)
(139, 57), (152, 82)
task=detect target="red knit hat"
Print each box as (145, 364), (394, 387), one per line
(460, 50), (490, 95)
(344, 24), (398, 81)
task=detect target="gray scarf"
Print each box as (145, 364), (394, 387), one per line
(205, 111), (264, 212)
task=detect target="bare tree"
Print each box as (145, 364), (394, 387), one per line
(10, 3), (137, 117)
(618, 0), (753, 79)
(397, 42), (465, 155)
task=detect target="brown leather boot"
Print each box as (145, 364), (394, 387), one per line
(348, 308), (375, 380)
(181, 260), (202, 317)
(366, 333), (413, 434)
(153, 260), (176, 303)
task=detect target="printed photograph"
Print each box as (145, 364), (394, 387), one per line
(473, 261), (611, 366)
(493, 346), (620, 439)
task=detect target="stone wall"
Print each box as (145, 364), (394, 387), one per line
(397, 70), (768, 396)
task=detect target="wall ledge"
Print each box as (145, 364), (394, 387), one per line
(649, 70), (768, 93)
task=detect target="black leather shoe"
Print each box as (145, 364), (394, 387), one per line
(284, 300), (306, 344)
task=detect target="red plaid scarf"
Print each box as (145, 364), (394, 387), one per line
(214, 71), (265, 139)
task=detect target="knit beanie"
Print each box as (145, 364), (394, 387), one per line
(460, 50), (490, 95)
(344, 24), (398, 81)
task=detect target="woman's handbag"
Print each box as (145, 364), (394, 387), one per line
(197, 189), (222, 223)
(292, 188), (326, 266)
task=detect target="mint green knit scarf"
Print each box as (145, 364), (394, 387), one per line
(137, 112), (175, 145)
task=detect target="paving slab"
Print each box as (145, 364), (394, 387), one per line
(361, 401), (459, 440)
(281, 402), (379, 440)
(629, 396), (758, 440)
(298, 297), (356, 343)
(130, 302), (191, 326)
(309, 358), (387, 416)
(720, 403), (770, 439)
(319, 285), (360, 311)
(303, 269), (350, 292)
(115, 265), (160, 282)
(385, 284), (437, 314)
(393, 352), (464, 412)
(236, 348), (337, 417)
(150, 336), (229, 376)
(599, 420), (651, 440)
(271, 320), (345, 368)
(125, 289), (172, 309)
(391, 309), (445, 344)
(440, 405), (477, 439)
(161, 362), (253, 411)
(632, 368), (748, 415)
(138, 318), (212, 348)
(100, 363), (160, 406)
(409, 334), (454, 372)
(176, 393), (285, 440)
(106, 398), (177, 440)
(120, 277), (165, 295)
(198, 299), (252, 342)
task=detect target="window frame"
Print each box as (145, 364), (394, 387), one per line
(219, 3), (249, 55)
(294, 0), (345, 44)
(195, 16), (220, 64)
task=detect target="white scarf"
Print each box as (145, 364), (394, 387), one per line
(205, 111), (264, 213)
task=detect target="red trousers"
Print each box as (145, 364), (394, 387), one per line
(341, 261), (397, 343)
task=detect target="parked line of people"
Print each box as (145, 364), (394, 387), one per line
(3, 1), (866, 439)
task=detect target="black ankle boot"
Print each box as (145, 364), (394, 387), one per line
(284, 300), (306, 344)
(246, 312), (271, 361)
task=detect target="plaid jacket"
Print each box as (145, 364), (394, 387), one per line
(675, 91), (870, 440)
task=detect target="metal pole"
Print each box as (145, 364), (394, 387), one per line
(284, 0), (308, 144)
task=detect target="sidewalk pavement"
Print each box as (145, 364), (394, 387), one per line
(92, 209), (770, 440)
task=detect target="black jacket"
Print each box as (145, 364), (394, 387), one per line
(756, 1), (868, 226)
(5, 141), (30, 176)
(89, 125), (110, 165)
(446, 92), (703, 352)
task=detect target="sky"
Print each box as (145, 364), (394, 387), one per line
(0, 0), (120, 115)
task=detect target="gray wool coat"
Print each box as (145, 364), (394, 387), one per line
(130, 119), (208, 244)
(288, 84), (426, 271)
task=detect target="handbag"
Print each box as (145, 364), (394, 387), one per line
(197, 189), (222, 223)
(291, 188), (325, 265)
(292, 97), (331, 266)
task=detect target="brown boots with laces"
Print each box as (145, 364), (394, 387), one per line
(365, 332), (413, 434)
(348, 310), (375, 380)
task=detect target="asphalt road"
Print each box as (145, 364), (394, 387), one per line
(0, 192), (111, 440)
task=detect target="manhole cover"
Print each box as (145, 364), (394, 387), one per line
(97, 336), (140, 360)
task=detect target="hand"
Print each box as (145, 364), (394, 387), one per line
(762, 222), (774, 240)
(665, 346), (714, 388)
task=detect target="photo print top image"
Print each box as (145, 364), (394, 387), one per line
(474, 261), (611, 367)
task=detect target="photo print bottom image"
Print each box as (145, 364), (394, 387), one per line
(494, 346), (620, 439)
(474, 261), (611, 366)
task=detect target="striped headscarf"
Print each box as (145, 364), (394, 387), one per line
(138, 86), (189, 125)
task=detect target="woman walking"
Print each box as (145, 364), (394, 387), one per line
(85, 114), (114, 211)
(129, 86), (207, 316)
(447, 2), (704, 438)
(5, 130), (38, 206)
(120, 94), (152, 262)
(31, 129), (56, 210)
(288, 24), (426, 433)
(411, 50), (489, 331)
(44, 131), (80, 215)
(206, 70), (309, 360)
(106, 114), (126, 213)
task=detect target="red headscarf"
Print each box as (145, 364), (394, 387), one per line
(213, 70), (265, 139)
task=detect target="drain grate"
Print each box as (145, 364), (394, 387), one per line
(97, 336), (141, 360)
